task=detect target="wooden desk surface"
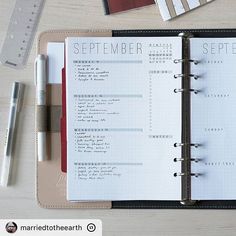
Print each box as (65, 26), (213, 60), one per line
(1, 0), (236, 235)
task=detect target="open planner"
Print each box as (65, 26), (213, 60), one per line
(36, 29), (236, 209)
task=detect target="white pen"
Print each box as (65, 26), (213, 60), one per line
(35, 54), (47, 162)
(1, 82), (24, 187)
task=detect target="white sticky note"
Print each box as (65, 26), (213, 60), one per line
(47, 42), (65, 84)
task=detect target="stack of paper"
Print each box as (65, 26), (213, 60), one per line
(155, 0), (214, 21)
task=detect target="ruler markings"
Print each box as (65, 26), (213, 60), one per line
(0, 0), (45, 69)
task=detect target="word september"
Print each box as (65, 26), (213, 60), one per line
(73, 42), (143, 55)
(203, 42), (236, 54)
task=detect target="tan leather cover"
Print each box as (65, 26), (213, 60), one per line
(36, 30), (112, 208)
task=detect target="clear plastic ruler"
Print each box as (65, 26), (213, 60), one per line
(0, 0), (45, 69)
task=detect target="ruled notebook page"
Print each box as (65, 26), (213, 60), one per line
(190, 38), (236, 200)
(66, 37), (182, 201)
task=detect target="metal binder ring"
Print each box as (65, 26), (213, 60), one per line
(173, 59), (199, 65)
(174, 74), (199, 80)
(190, 173), (200, 177)
(174, 143), (185, 147)
(174, 143), (199, 148)
(174, 74), (184, 79)
(174, 172), (186, 177)
(189, 59), (199, 65)
(174, 172), (200, 177)
(190, 143), (200, 148)
(173, 158), (184, 162)
(174, 158), (200, 162)
(174, 89), (199, 94)
(189, 74), (199, 80)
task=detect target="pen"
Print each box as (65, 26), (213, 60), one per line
(1, 82), (24, 187)
(35, 54), (47, 162)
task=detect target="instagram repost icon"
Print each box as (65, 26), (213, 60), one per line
(87, 223), (96, 232)
(5, 222), (18, 234)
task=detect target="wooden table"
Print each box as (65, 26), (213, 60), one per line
(1, 0), (236, 235)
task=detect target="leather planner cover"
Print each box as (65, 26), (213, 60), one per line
(36, 29), (236, 209)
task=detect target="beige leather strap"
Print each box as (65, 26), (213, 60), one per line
(37, 105), (47, 132)
(48, 105), (62, 132)
(37, 105), (62, 132)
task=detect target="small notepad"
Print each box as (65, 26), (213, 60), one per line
(156, 0), (214, 21)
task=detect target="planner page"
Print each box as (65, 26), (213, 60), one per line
(66, 37), (182, 201)
(190, 38), (236, 200)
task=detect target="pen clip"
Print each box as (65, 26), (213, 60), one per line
(4, 128), (11, 156)
(5, 128), (12, 156)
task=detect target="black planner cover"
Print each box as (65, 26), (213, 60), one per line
(111, 28), (236, 209)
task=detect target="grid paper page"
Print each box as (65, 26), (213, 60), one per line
(190, 38), (236, 200)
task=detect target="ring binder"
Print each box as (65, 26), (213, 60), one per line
(174, 74), (199, 80)
(174, 88), (199, 94)
(34, 29), (236, 209)
(173, 59), (199, 65)
(174, 32), (202, 206)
